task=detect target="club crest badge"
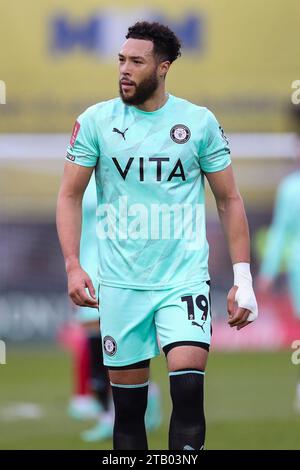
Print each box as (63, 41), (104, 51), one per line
(170, 124), (191, 144)
(103, 336), (117, 356)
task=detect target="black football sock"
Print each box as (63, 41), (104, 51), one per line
(169, 370), (205, 450)
(111, 381), (149, 450)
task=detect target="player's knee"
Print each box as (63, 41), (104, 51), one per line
(111, 382), (149, 430)
(169, 370), (205, 422)
(169, 370), (206, 450)
(109, 361), (150, 428)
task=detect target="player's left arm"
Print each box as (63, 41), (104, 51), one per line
(205, 164), (258, 330)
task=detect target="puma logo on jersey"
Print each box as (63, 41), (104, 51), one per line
(113, 127), (128, 141)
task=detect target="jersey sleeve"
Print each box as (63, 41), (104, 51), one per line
(66, 108), (100, 167)
(199, 109), (231, 173)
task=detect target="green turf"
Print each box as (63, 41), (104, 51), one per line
(0, 345), (299, 449)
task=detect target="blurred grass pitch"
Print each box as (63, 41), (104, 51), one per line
(0, 346), (299, 450)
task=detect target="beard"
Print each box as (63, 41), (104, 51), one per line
(119, 69), (159, 106)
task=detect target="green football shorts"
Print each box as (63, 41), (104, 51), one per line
(99, 281), (212, 367)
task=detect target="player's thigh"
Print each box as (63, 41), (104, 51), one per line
(166, 345), (208, 372)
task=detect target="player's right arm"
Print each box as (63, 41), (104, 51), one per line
(57, 162), (98, 308)
(57, 107), (100, 308)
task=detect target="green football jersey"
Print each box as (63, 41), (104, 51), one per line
(67, 94), (231, 290)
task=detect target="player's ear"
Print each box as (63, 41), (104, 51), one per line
(158, 60), (171, 79)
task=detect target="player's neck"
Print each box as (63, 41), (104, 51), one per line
(134, 88), (169, 113)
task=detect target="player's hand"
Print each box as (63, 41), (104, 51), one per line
(227, 285), (257, 330)
(67, 266), (98, 308)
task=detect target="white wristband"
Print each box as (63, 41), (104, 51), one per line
(233, 262), (252, 285)
(233, 262), (258, 322)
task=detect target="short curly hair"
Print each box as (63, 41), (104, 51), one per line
(126, 21), (181, 63)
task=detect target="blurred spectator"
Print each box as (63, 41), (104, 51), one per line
(257, 105), (300, 410)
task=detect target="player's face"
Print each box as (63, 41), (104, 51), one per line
(118, 38), (160, 105)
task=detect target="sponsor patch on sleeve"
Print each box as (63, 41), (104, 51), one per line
(70, 121), (81, 147)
